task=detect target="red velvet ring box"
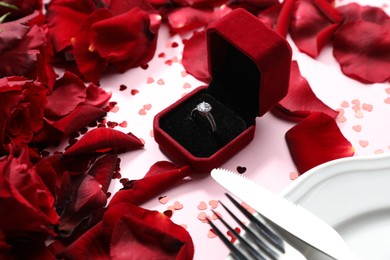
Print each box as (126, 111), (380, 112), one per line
(153, 8), (292, 172)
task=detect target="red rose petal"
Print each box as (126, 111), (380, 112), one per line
(57, 223), (109, 259)
(45, 72), (87, 118)
(82, 83), (112, 107)
(74, 175), (107, 212)
(87, 154), (118, 193)
(337, 3), (390, 25)
(64, 128), (144, 156)
(109, 161), (193, 206)
(51, 105), (106, 135)
(272, 61), (338, 121)
(104, 203), (194, 260)
(46, 0), (97, 52)
(289, 0), (343, 58)
(333, 21), (390, 84)
(71, 8), (111, 84)
(91, 7), (160, 73)
(0, 13), (32, 53)
(182, 30), (210, 83)
(285, 112), (355, 174)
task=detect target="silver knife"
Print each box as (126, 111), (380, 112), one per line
(211, 168), (360, 260)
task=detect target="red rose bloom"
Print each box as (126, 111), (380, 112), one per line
(0, 145), (59, 240)
(0, 77), (47, 155)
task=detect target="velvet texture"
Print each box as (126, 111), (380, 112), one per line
(154, 9), (291, 172)
(160, 91), (247, 158)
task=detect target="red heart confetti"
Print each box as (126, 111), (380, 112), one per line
(131, 89), (139, 95)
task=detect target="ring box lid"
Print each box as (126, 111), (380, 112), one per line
(206, 8), (291, 125)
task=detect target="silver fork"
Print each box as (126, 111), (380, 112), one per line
(207, 193), (306, 260)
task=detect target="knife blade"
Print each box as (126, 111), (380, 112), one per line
(211, 168), (360, 260)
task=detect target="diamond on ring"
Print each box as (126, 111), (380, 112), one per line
(191, 101), (217, 133)
(196, 102), (212, 113)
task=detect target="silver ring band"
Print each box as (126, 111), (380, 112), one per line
(191, 101), (217, 133)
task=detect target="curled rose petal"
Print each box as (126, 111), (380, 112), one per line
(63, 128), (144, 156)
(109, 161), (193, 206)
(285, 112), (355, 174)
(289, 0), (343, 58)
(71, 8), (110, 84)
(332, 4), (390, 83)
(45, 72), (87, 118)
(272, 61), (338, 122)
(182, 30), (210, 83)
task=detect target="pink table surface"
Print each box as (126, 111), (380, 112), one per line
(85, 0), (390, 258)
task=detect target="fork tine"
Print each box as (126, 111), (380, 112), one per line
(206, 217), (250, 260)
(211, 209), (267, 260)
(219, 201), (279, 260)
(225, 193), (285, 253)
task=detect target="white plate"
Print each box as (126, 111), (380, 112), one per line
(281, 153), (390, 260)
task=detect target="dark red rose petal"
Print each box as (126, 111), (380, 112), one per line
(289, 0), (343, 58)
(57, 223), (109, 259)
(0, 13), (32, 53)
(333, 7), (390, 83)
(182, 30), (210, 83)
(0, 231), (10, 258)
(63, 128), (144, 156)
(71, 8), (111, 84)
(109, 161), (193, 206)
(272, 61), (338, 122)
(88, 153), (118, 192)
(285, 112), (355, 174)
(45, 72), (87, 118)
(0, 20), (47, 79)
(74, 175), (107, 212)
(51, 105), (106, 135)
(228, 0), (278, 15)
(57, 173), (107, 236)
(108, 0), (156, 16)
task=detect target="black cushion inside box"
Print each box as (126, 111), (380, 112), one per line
(160, 92), (247, 158)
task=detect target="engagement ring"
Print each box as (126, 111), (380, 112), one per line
(191, 101), (217, 133)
